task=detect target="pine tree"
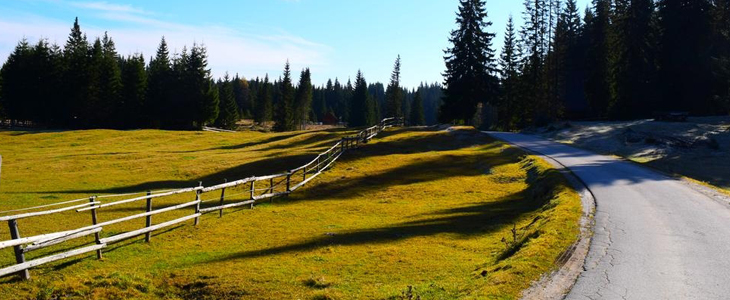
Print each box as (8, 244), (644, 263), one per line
(410, 91), (425, 126)
(608, 0), (657, 119)
(99, 32), (122, 127)
(349, 70), (375, 127)
(0, 40), (32, 124)
(254, 75), (273, 124)
(518, 0), (552, 125)
(274, 61), (295, 131)
(584, 0), (612, 118)
(712, 0), (730, 111)
(498, 16), (521, 129)
(147, 37), (172, 128)
(215, 74), (239, 129)
(385, 55), (403, 118)
(63, 17), (90, 127)
(294, 68), (313, 130)
(441, 0), (499, 124)
(203, 79), (220, 126)
(658, 0), (713, 114)
(557, 0), (587, 119)
(232, 74), (252, 118)
(120, 53), (147, 128)
(188, 44), (218, 128)
(85, 38), (104, 128)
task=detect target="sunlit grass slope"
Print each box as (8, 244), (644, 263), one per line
(0, 127), (581, 299)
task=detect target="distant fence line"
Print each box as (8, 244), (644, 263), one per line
(0, 117), (403, 280)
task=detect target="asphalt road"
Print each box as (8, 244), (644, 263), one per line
(486, 132), (730, 300)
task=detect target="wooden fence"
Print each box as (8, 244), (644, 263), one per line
(0, 117), (403, 280)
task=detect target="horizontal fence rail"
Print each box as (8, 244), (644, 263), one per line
(0, 117), (403, 280)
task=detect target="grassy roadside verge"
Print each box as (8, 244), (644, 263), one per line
(0, 127), (581, 299)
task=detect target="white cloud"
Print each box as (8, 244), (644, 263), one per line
(0, 3), (332, 80)
(69, 1), (149, 15)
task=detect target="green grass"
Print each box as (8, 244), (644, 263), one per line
(0, 127), (581, 299)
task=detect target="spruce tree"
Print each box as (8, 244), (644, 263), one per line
(274, 61), (295, 131)
(85, 38), (103, 128)
(254, 75), (273, 124)
(712, 0), (730, 111)
(232, 74), (252, 118)
(63, 17), (90, 127)
(188, 44), (218, 128)
(120, 53), (147, 128)
(557, 0), (587, 119)
(294, 68), (313, 130)
(518, 0), (551, 125)
(147, 37), (172, 128)
(0, 40), (32, 124)
(99, 32), (122, 127)
(608, 0), (657, 119)
(410, 91), (425, 126)
(498, 16), (521, 129)
(215, 74), (239, 129)
(441, 0), (499, 124)
(584, 0), (612, 118)
(203, 79), (220, 126)
(385, 55), (403, 118)
(658, 0), (713, 114)
(349, 70), (374, 127)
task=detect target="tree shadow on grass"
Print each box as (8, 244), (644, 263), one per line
(35, 153), (319, 194)
(202, 170), (559, 263)
(30, 128), (485, 196)
(292, 148), (524, 203)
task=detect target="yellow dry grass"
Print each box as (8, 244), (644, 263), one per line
(0, 126), (581, 299)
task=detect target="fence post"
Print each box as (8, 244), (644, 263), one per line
(269, 178), (275, 203)
(7, 219), (30, 280)
(194, 181), (202, 226)
(144, 191), (152, 242)
(89, 196), (103, 259)
(286, 171), (292, 193)
(249, 180), (255, 209)
(303, 167), (307, 181)
(219, 179), (227, 217)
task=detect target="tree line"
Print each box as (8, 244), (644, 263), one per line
(442, 0), (730, 130)
(0, 18), (439, 131)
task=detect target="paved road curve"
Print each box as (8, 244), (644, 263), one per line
(487, 132), (730, 300)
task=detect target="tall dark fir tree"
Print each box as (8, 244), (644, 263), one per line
(498, 15), (521, 129)
(147, 37), (172, 128)
(215, 74), (239, 129)
(63, 17), (90, 127)
(584, 0), (612, 118)
(441, 0), (499, 124)
(608, 0), (657, 119)
(254, 75), (273, 124)
(657, 0), (714, 114)
(119, 53), (147, 128)
(410, 91), (425, 126)
(349, 70), (375, 127)
(294, 68), (313, 130)
(385, 55), (403, 118)
(274, 61), (295, 132)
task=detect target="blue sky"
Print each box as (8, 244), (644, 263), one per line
(0, 0), (590, 88)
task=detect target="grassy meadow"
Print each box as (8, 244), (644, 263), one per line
(0, 127), (581, 299)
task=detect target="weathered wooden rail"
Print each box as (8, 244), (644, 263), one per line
(0, 117), (403, 280)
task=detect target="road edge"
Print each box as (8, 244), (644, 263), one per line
(482, 131), (596, 300)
